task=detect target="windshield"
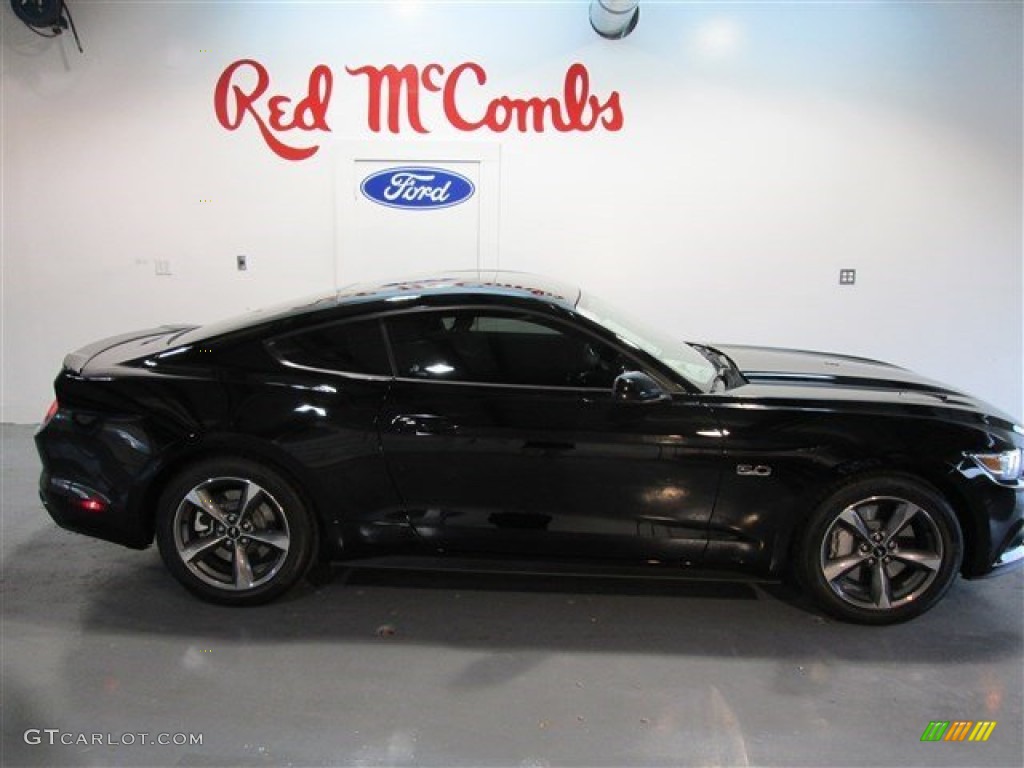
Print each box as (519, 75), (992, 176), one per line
(576, 292), (718, 392)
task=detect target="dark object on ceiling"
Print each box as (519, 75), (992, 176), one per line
(10, 0), (83, 52)
(33, 271), (1024, 623)
(590, 0), (640, 40)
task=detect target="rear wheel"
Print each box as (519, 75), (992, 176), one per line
(156, 458), (315, 605)
(797, 475), (962, 624)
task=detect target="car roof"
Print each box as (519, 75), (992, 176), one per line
(174, 271), (581, 345)
(338, 270), (581, 308)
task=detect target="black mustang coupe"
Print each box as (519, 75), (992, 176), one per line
(35, 272), (1023, 623)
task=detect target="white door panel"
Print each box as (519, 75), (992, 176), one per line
(336, 142), (500, 286)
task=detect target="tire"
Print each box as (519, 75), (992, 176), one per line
(156, 458), (316, 605)
(796, 474), (962, 625)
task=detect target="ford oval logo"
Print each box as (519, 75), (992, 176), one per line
(360, 166), (475, 210)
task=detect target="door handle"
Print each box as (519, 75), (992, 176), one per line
(390, 414), (457, 436)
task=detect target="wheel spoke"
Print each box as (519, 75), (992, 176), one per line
(246, 530), (289, 553)
(823, 553), (870, 582)
(234, 542), (254, 590)
(837, 507), (873, 544)
(237, 480), (262, 525)
(893, 549), (942, 572)
(180, 534), (228, 563)
(186, 488), (229, 527)
(870, 561), (892, 609)
(883, 502), (919, 543)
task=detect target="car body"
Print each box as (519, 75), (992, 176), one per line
(35, 271), (1024, 623)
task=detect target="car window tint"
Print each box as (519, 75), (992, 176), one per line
(385, 310), (629, 388)
(269, 320), (390, 375)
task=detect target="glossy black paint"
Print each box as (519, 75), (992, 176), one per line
(382, 379), (721, 563)
(35, 273), (1024, 583)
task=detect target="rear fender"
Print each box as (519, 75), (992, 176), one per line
(134, 433), (342, 560)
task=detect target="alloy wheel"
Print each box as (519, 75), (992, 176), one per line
(171, 476), (291, 592)
(819, 495), (944, 611)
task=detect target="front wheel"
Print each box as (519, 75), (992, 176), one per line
(156, 458), (316, 605)
(797, 475), (962, 624)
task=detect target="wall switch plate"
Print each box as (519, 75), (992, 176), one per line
(155, 260), (172, 276)
(237, 254), (248, 271)
(839, 268), (856, 285)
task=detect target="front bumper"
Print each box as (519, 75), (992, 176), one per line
(981, 517), (1024, 577)
(955, 467), (1024, 579)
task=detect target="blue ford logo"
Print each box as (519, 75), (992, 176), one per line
(360, 166), (475, 210)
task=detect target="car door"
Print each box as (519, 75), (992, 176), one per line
(379, 306), (724, 565)
(262, 317), (412, 548)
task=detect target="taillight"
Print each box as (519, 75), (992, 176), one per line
(42, 400), (59, 427)
(76, 498), (107, 513)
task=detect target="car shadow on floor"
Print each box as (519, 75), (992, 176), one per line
(3, 526), (1022, 666)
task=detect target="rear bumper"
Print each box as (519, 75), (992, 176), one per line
(35, 409), (156, 550)
(38, 471), (151, 549)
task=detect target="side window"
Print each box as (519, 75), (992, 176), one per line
(384, 310), (630, 388)
(268, 319), (391, 376)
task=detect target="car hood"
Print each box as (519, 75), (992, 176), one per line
(712, 344), (957, 396)
(706, 344), (1020, 430)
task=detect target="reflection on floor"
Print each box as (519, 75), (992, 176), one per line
(2, 424), (1021, 767)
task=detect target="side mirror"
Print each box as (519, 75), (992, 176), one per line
(612, 371), (668, 403)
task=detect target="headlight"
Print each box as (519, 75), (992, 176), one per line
(969, 448), (1023, 483)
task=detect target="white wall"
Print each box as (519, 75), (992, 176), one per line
(2, 1), (1021, 423)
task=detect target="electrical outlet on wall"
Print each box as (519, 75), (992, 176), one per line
(839, 269), (856, 285)
(155, 260), (172, 276)
(237, 254), (248, 271)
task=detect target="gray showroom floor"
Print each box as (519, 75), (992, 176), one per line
(2, 424), (1022, 768)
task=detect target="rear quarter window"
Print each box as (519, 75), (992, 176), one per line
(268, 319), (391, 376)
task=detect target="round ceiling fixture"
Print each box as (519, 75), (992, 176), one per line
(11, 0), (64, 27)
(10, 0), (83, 52)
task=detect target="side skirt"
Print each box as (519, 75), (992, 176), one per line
(329, 554), (782, 584)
